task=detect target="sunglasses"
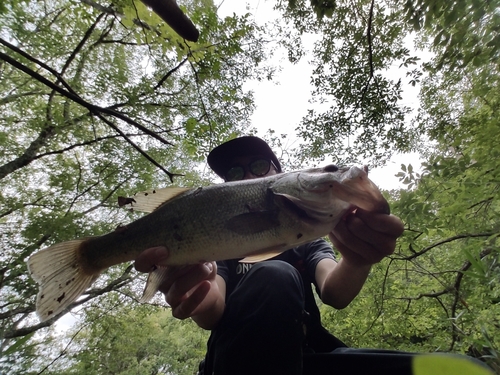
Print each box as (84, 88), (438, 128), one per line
(225, 159), (277, 182)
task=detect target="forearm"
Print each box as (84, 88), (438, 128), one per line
(320, 258), (371, 309)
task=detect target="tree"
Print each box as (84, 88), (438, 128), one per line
(273, 0), (499, 166)
(43, 301), (209, 375)
(275, 0), (418, 165)
(0, 0), (272, 371)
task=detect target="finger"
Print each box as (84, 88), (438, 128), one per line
(337, 214), (395, 255)
(156, 265), (199, 295)
(171, 281), (212, 320)
(332, 218), (395, 264)
(344, 215), (399, 255)
(166, 263), (214, 305)
(134, 246), (170, 273)
(332, 218), (374, 255)
(354, 209), (405, 237)
(206, 261), (217, 279)
(329, 230), (381, 266)
(328, 232), (365, 265)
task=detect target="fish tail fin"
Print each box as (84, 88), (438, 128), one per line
(28, 239), (99, 322)
(139, 266), (169, 303)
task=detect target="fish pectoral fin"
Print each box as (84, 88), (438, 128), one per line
(140, 266), (170, 303)
(118, 187), (192, 213)
(225, 211), (280, 235)
(240, 244), (287, 263)
(273, 192), (301, 204)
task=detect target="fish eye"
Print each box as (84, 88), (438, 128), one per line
(324, 165), (339, 172)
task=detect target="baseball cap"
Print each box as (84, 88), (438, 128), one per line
(207, 136), (282, 179)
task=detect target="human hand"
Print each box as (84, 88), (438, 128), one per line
(134, 247), (218, 320)
(329, 209), (404, 267)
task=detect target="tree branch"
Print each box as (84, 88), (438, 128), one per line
(360, 0), (375, 103)
(95, 113), (180, 182)
(0, 49), (177, 181)
(0, 38), (78, 97)
(0, 50), (170, 143)
(154, 57), (189, 89)
(395, 288), (453, 301)
(0, 91), (44, 106)
(0, 120), (56, 180)
(396, 233), (494, 261)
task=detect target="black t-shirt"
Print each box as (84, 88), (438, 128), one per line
(216, 239), (345, 352)
(217, 238), (336, 298)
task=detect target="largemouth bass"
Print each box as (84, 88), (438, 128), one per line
(28, 165), (389, 321)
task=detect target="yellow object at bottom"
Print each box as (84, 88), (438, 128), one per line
(413, 354), (494, 375)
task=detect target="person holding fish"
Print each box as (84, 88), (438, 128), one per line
(133, 136), (423, 375)
(28, 135), (492, 374)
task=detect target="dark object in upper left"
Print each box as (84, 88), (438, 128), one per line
(141, 0), (200, 42)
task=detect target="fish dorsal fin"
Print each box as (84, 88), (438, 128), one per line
(240, 249), (285, 263)
(118, 187), (192, 213)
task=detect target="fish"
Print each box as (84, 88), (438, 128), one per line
(27, 165), (389, 321)
(141, 0), (200, 42)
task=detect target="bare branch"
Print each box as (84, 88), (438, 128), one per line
(155, 57), (189, 89)
(0, 38), (79, 97)
(0, 91), (44, 106)
(395, 288), (453, 301)
(59, 12), (107, 79)
(31, 133), (141, 161)
(80, 0), (115, 14)
(0, 49), (177, 180)
(0, 120), (56, 180)
(95, 113), (180, 182)
(35, 323), (88, 375)
(360, 0), (375, 103)
(0, 49), (173, 147)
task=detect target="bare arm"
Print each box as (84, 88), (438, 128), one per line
(315, 258), (371, 309)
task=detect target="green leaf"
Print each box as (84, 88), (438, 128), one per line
(185, 117), (198, 133)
